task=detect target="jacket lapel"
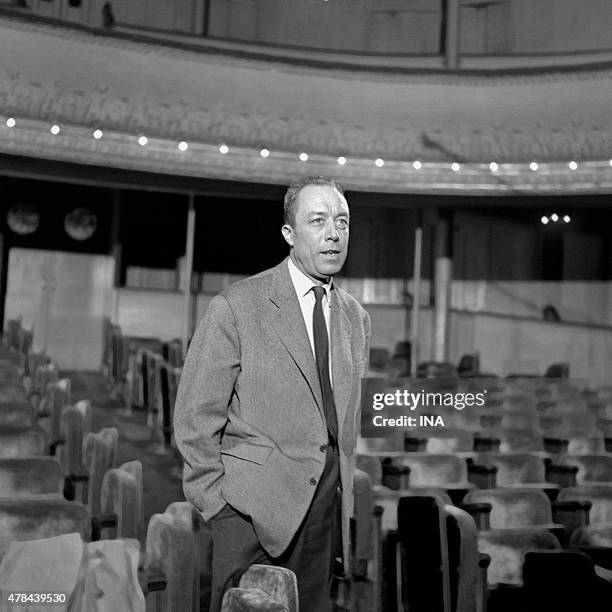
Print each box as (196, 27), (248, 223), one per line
(267, 260), (325, 419)
(330, 288), (353, 436)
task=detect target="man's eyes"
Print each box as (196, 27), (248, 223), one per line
(310, 217), (349, 227)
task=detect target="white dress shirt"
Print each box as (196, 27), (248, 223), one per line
(287, 257), (333, 384)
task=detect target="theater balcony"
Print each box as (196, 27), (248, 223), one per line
(0, 0), (611, 194)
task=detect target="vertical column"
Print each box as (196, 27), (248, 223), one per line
(445, 0), (460, 69)
(182, 193), (196, 357)
(410, 210), (423, 378)
(433, 213), (452, 363)
(110, 189), (122, 323)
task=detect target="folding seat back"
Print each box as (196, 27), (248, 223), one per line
(221, 565), (298, 612)
(32, 363), (58, 397)
(464, 488), (553, 529)
(0, 401), (35, 428)
(0, 426), (47, 458)
(566, 434), (605, 455)
(499, 429), (544, 453)
(477, 453), (546, 487)
(39, 378), (71, 444)
(558, 485), (612, 524)
(558, 454), (612, 484)
(500, 409), (540, 431)
(396, 495), (484, 612)
(0, 363), (21, 382)
(57, 400), (92, 474)
(0, 457), (63, 499)
(401, 454), (471, 489)
(0, 383), (26, 403)
(100, 460), (144, 542)
(424, 429), (474, 454)
(477, 527), (560, 587)
(83, 427), (118, 516)
(145, 501), (202, 612)
(522, 550), (612, 611)
(570, 523), (612, 548)
(0, 499), (90, 561)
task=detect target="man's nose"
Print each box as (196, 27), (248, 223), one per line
(324, 221), (340, 240)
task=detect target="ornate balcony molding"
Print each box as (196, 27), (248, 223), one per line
(1, 13), (611, 193)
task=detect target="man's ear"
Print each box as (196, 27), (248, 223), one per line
(281, 224), (294, 247)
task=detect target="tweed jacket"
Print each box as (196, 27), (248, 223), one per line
(173, 258), (370, 571)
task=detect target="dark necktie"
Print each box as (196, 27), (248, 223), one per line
(312, 285), (338, 445)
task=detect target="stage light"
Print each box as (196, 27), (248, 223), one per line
(50, 124), (60, 135)
(260, 148), (270, 158)
(489, 162), (499, 171)
(138, 136), (148, 146)
(541, 216), (549, 224)
(568, 161), (577, 170)
(219, 144), (229, 154)
(337, 156), (346, 166)
(6, 117), (15, 128)
(451, 162), (460, 172)
(178, 141), (188, 151)
(563, 215), (571, 223)
(375, 158), (384, 167)
(530, 162), (539, 171)
(551, 213), (559, 222)
(299, 152), (308, 162)
(413, 160), (422, 170)
(93, 129), (103, 140)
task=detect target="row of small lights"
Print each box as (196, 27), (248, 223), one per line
(541, 213), (571, 225)
(5, 118), (612, 170)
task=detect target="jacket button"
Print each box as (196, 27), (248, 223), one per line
(309, 478), (317, 486)
(319, 444), (327, 452)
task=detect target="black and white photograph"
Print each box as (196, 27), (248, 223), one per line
(0, 1), (611, 610)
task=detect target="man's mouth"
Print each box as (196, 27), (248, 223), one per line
(321, 250), (341, 255)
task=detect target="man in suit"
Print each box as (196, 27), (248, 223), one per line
(174, 176), (370, 612)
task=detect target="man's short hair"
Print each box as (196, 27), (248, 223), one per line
(283, 176), (345, 226)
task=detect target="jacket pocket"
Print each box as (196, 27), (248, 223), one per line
(220, 442), (273, 465)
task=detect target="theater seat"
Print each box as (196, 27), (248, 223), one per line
(0, 426), (47, 458)
(522, 550), (612, 612)
(98, 460), (144, 542)
(0, 401), (36, 428)
(0, 383), (26, 403)
(556, 454), (612, 484)
(145, 501), (202, 612)
(557, 485), (612, 524)
(221, 565), (298, 612)
(83, 427), (118, 516)
(0, 499), (90, 561)
(475, 453), (560, 498)
(0, 457), (64, 499)
(477, 527), (561, 588)
(463, 488), (562, 532)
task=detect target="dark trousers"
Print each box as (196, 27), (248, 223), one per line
(209, 444), (341, 612)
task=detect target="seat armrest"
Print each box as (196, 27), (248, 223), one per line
(404, 437), (427, 452)
(571, 546), (612, 570)
(459, 502), (492, 530)
(545, 461), (577, 488)
(473, 437), (500, 453)
(543, 437), (569, 455)
(552, 500), (592, 532)
(467, 463), (497, 489)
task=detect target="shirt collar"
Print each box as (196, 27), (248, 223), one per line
(287, 257), (333, 299)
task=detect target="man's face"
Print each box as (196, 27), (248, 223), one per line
(282, 184), (350, 283)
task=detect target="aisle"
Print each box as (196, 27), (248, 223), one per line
(64, 371), (185, 522)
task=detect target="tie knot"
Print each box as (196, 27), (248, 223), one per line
(312, 285), (326, 304)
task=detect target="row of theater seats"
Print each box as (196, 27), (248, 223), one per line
(354, 375), (612, 611)
(1, 322), (302, 611)
(102, 320), (183, 457)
